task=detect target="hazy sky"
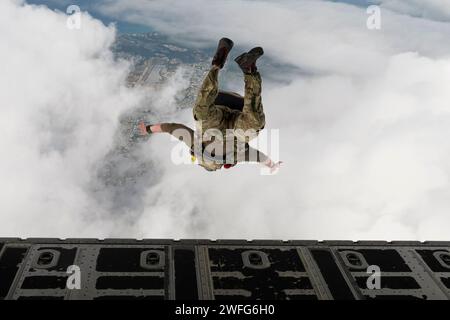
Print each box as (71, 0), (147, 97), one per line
(2, 0), (450, 240)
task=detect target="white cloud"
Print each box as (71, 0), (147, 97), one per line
(2, 0), (450, 241)
(0, 0), (147, 237)
(95, 0), (450, 240)
(379, 0), (450, 22)
(97, 0), (450, 73)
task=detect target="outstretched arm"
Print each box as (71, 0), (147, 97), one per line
(138, 122), (162, 134)
(240, 145), (282, 173)
(261, 157), (283, 174)
(138, 121), (194, 149)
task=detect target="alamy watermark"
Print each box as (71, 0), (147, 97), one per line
(167, 124), (281, 175)
(366, 265), (381, 290)
(65, 263), (380, 292)
(66, 5), (81, 30)
(367, 5), (381, 30)
(66, 265), (81, 290)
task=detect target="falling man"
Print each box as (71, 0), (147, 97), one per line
(139, 38), (282, 173)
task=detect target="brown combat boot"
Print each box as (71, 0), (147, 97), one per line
(234, 47), (264, 74)
(212, 38), (234, 69)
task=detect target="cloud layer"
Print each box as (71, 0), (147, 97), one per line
(379, 0), (450, 21)
(0, 0), (146, 237)
(97, 0), (450, 240)
(2, 0), (450, 240)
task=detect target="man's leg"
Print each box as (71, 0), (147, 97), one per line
(193, 66), (221, 122)
(234, 71), (265, 139)
(193, 38), (233, 123)
(233, 47), (266, 141)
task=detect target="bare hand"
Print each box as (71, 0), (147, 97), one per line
(269, 161), (283, 174)
(138, 121), (148, 136)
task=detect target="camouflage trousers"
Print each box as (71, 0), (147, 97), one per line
(193, 66), (265, 141)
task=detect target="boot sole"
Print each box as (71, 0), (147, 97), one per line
(212, 38), (234, 68)
(234, 47), (264, 66)
(218, 37), (234, 51)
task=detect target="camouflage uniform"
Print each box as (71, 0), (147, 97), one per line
(193, 66), (265, 143)
(158, 66), (267, 171)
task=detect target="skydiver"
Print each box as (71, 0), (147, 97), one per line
(138, 38), (282, 173)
